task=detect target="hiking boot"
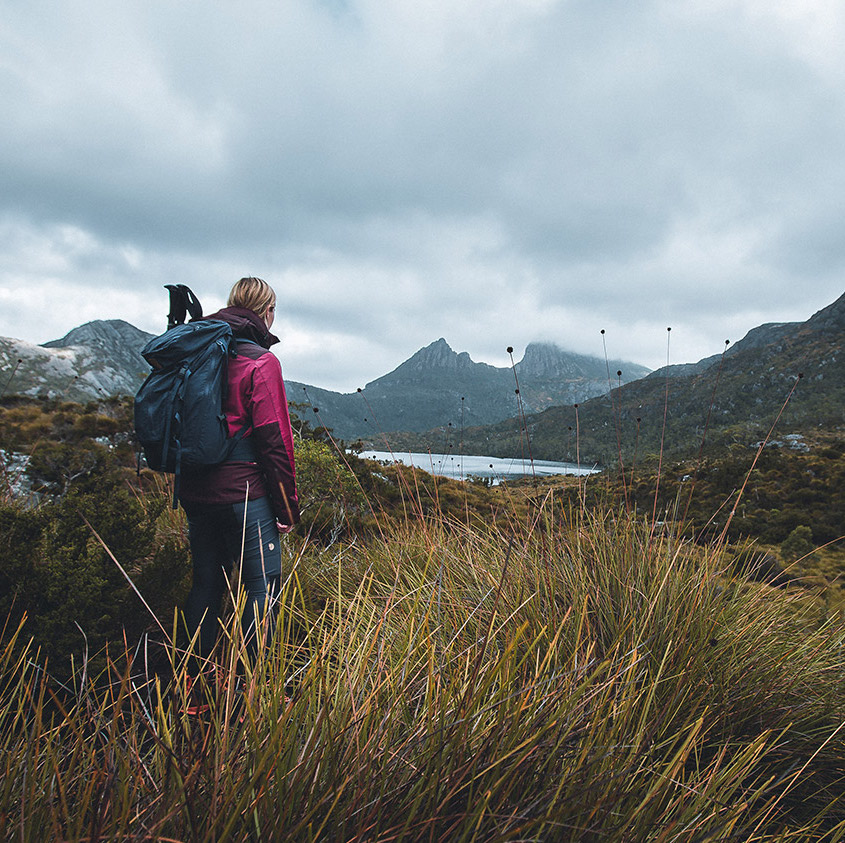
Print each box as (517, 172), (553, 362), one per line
(182, 673), (212, 717)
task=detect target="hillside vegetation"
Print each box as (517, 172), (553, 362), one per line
(0, 394), (843, 840)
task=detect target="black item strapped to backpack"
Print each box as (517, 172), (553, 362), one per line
(165, 284), (203, 330)
(134, 285), (255, 507)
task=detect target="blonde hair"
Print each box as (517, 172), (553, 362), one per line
(227, 277), (276, 316)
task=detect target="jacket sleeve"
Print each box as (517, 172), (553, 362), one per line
(248, 354), (300, 525)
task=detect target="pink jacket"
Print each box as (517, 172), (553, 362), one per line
(179, 307), (300, 525)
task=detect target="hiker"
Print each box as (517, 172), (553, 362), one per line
(178, 276), (300, 666)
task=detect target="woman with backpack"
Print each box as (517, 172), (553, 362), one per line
(178, 276), (300, 672)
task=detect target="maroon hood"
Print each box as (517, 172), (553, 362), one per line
(205, 306), (279, 349)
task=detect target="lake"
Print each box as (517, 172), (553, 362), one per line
(358, 450), (599, 483)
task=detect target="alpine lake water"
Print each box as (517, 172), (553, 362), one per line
(358, 451), (599, 484)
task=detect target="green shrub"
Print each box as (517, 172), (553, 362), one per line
(0, 502), (46, 628)
(294, 438), (366, 541)
(782, 524), (815, 562)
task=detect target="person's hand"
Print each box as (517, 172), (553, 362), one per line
(276, 521), (294, 534)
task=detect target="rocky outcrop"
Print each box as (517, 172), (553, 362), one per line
(374, 339), (494, 382)
(803, 291), (845, 333)
(1, 320), (154, 402)
(519, 342), (649, 381)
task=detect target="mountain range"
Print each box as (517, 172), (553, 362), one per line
(286, 340), (650, 440)
(2, 290), (841, 464)
(0, 324), (648, 438)
(390, 292), (844, 466)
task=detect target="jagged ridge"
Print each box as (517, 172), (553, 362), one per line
(288, 339), (650, 440)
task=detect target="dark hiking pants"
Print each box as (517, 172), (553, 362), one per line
(182, 496), (282, 667)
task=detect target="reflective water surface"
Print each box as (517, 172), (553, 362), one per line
(358, 450), (599, 483)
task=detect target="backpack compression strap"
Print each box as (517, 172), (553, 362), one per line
(167, 364), (191, 508)
(165, 284), (204, 330)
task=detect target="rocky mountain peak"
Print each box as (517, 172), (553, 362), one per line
(518, 342), (582, 377)
(0, 319), (155, 402)
(519, 342), (561, 376)
(519, 342), (651, 382)
(42, 319), (153, 351)
(805, 291), (845, 333)
(392, 338), (475, 374)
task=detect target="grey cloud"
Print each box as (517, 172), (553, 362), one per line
(3, 0), (830, 260)
(2, 0), (845, 390)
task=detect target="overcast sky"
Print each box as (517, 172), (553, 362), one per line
(1, 0), (843, 392)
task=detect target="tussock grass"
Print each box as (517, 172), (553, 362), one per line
(1, 501), (844, 841)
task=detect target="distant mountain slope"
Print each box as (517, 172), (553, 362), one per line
(647, 322), (797, 379)
(287, 339), (650, 440)
(422, 293), (844, 465)
(1, 320), (154, 402)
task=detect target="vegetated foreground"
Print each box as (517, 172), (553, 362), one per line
(2, 500), (844, 841)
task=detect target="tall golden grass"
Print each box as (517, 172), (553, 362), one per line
(1, 490), (843, 841)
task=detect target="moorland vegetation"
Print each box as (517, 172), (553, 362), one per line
(0, 392), (843, 840)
